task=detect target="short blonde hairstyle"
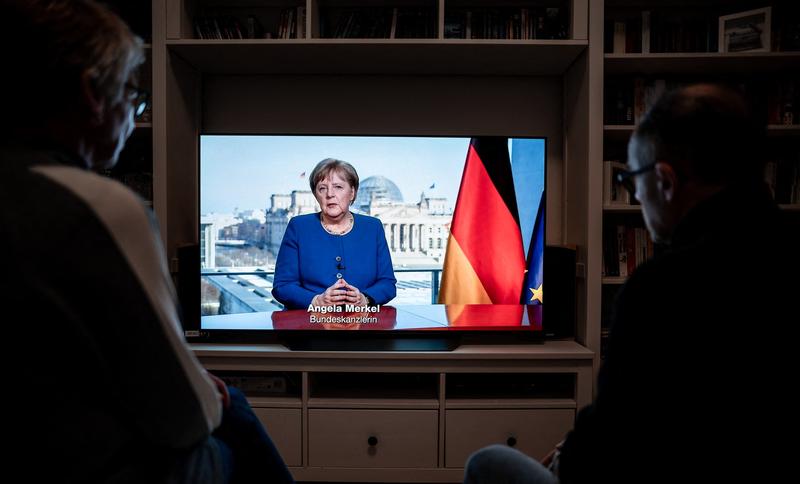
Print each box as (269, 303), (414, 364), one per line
(309, 158), (360, 204)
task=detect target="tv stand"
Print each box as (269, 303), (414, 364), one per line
(192, 340), (593, 482)
(282, 335), (460, 352)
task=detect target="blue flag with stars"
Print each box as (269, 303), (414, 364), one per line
(522, 191), (544, 305)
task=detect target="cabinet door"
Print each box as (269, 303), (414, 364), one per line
(309, 409), (438, 468)
(252, 408), (302, 467)
(445, 409), (574, 468)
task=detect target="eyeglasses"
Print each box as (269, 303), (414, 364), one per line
(616, 162), (656, 197)
(125, 82), (150, 119)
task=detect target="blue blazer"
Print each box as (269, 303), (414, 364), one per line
(272, 213), (397, 309)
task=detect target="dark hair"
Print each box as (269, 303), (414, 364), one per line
(309, 158), (360, 204)
(632, 84), (765, 185)
(1, 0), (144, 133)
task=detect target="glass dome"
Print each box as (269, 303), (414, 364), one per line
(354, 175), (403, 211)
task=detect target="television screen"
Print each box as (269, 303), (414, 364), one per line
(199, 135), (545, 335)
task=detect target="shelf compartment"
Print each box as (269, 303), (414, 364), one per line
(310, 372), (439, 400)
(446, 372), (575, 400)
(213, 370), (303, 398)
(166, 39), (587, 75)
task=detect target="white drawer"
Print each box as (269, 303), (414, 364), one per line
(309, 409), (438, 468)
(252, 408), (302, 467)
(445, 409), (574, 468)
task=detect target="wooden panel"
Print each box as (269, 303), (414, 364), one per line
(571, 0), (589, 40)
(445, 409), (574, 468)
(167, 40), (587, 76)
(605, 52), (800, 75)
(252, 407), (302, 467)
(308, 409), (438, 468)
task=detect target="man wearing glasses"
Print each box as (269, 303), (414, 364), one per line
(1, 1), (292, 483)
(465, 85), (799, 483)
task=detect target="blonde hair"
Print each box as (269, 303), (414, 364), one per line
(309, 158), (360, 204)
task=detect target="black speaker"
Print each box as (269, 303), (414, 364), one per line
(543, 245), (576, 338)
(176, 243), (200, 331)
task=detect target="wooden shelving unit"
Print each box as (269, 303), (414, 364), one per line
(600, 0), (800, 357)
(149, 0), (603, 481)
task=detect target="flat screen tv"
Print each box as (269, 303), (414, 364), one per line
(193, 135), (547, 349)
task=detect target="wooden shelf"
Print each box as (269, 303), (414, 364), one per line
(779, 204), (800, 212)
(307, 398), (440, 409)
(602, 277), (628, 285)
(605, 51), (800, 75)
(605, 124), (800, 140)
(134, 122), (152, 128)
(445, 398), (576, 409)
(166, 39), (587, 75)
(247, 396), (302, 408)
(603, 204), (641, 213)
(604, 124), (635, 142)
(767, 125), (800, 137)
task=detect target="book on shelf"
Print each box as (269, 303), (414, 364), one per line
(277, 7), (306, 39)
(603, 160), (631, 205)
(390, 8), (399, 39)
(641, 10), (651, 54)
(765, 158), (800, 204)
(610, 77), (798, 128)
(325, 7), (431, 39)
(443, 7), (567, 40)
(606, 9), (718, 53)
(602, 224), (654, 278)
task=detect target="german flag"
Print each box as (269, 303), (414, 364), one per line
(438, 137), (526, 304)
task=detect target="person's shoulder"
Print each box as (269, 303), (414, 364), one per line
(288, 212), (320, 229)
(31, 164), (154, 235)
(32, 165), (147, 213)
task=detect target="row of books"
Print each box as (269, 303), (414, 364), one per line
(444, 7), (568, 40)
(602, 224), (654, 278)
(605, 6), (800, 54)
(605, 78), (677, 126)
(195, 8), (306, 40)
(606, 78), (800, 127)
(321, 8), (436, 39)
(765, 159), (800, 205)
(605, 11), (717, 54)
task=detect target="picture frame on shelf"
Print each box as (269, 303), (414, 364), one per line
(719, 7), (771, 53)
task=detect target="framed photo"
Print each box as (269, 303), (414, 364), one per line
(719, 7), (771, 53)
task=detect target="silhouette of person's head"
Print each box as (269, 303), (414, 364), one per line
(2, 0), (147, 170)
(626, 84), (764, 243)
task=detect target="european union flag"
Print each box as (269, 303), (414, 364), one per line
(522, 191), (544, 305)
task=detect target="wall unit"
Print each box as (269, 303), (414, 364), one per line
(145, 0), (604, 480)
(194, 342), (593, 481)
(600, 0), (800, 356)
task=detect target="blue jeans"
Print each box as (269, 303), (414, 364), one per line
(464, 445), (558, 484)
(212, 386), (295, 484)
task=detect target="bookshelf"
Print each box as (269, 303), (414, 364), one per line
(146, 0), (604, 480)
(601, 0), (800, 356)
